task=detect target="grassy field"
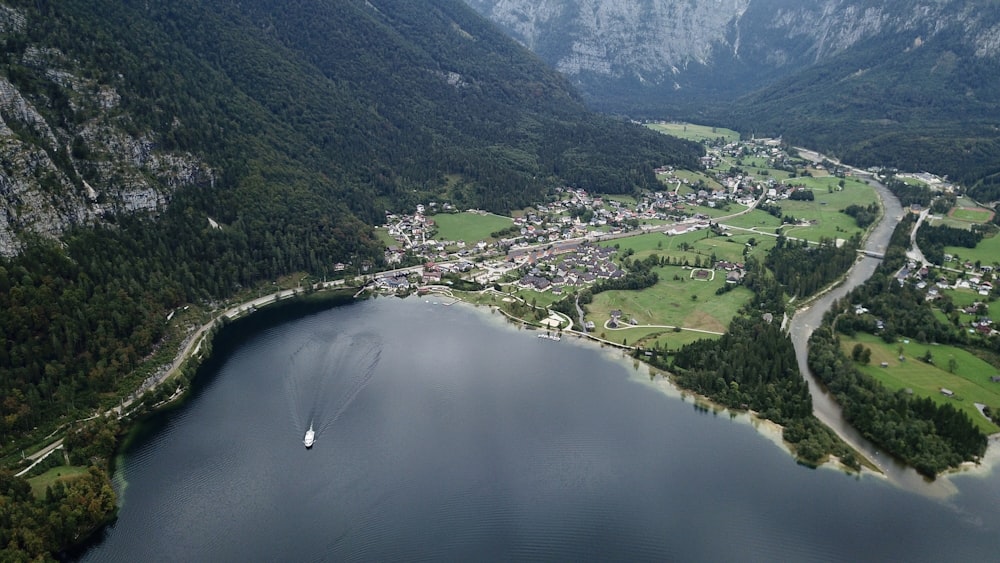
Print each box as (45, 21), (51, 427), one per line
(669, 169), (724, 191)
(951, 208), (994, 223)
(604, 230), (774, 264)
(28, 465), (89, 497)
(600, 325), (720, 350)
(840, 332), (1000, 434)
(944, 232), (1000, 267)
(710, 155), (794, 182)
(899, 177), (929, 188)
(431, 212), (513, 243)
(720, 209), (783, 230)
(646, 122), (740, 144)
(374, 227), (398, 248)
(600, 193), (639, 206)
(587, 264), (752, 338)
(772, 177), (879, 242)
(696, 202), (751, 219)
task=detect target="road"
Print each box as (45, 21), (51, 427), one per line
(15, 439), (63, 477)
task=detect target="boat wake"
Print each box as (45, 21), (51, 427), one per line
(284, 330), (382, 446)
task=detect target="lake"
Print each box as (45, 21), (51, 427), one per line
(81, 297), (1000, 561)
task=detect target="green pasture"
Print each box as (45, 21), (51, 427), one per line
(773, 177), (878, 242)
(944, 232), (1000, 267)
(587, 265), (752, 336)
(511, 288), (566, 309)
(645, 122), (740, 144)
(605, 230), (771, 264)
(947, 288), (987, 310)
(933, 216), (977, 230)
(28, 465), (89, 498)
(720, 209), (783, 230)
(374, 227), (398, 248)
(598, 325), (721, 350)
(899, 177), (928, 188)
(841, 332), (1000, 434)
(600, 193), (639, 206)
(670, 169), (724, 191)
(431, 212), (513, 243)
(695, 202), (750, 219)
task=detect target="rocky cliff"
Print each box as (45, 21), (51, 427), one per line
(0, 4), (212, 256)
(466, 0), (1000, 105)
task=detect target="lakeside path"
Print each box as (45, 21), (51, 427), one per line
(14, 279), (367, 470)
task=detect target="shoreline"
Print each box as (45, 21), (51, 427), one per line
(453, 293), (1000, 492)
(450, 295), (871, 477)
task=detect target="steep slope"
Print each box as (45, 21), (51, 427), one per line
(467, 0), (1000, 108)
(0, 0), (703, 484)
(0, 0), (701, 255)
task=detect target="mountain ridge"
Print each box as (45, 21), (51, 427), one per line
(466, 0), (1000, 196)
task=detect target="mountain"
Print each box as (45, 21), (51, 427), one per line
(0, 0), (701, 256)
(0, 0), (703, 501)
(466, 0), (1000, 196)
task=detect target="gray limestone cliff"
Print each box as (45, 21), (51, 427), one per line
(466, 0), (1000, 98)
(0, 5), (212, 256)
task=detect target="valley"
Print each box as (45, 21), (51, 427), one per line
(1, 0), (1000, 559)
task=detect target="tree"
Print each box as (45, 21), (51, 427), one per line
(851, 343), (864, 361)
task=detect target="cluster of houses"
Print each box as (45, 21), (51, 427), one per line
(898, 260), (995, 298)
(377, 136), (832, 269)
(514, 244), (621, 294)
(893, 259), (996, 337)
(372, 260), (476, 292)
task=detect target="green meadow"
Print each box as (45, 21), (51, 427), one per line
(603, 230), (774, 264)
(773, 177), (879, 242)
(374, 227), (398, 247)
(645, 122), (740, 144)
(840, 332), (1000, 434)
(669, 169), (725, 191)
(600, 193), (639, 206)
(587, 264), (753, 338)
(603, 325), (721, 351)
(431, 212), (513, 243)
(944, 232), (1000, 267)
(720, 209), (783, 230)
(28, 465), (89, 498)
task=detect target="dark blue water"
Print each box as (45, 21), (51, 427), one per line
(84, 297), (1000, 561)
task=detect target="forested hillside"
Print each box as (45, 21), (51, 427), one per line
(726, 26), (1000, 199)
(0, 3), (702, 556)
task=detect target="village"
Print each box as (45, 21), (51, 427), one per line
(373, 136), (820, 296)
(372, 132), (997, 352)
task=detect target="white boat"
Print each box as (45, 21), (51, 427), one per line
(303, 423), (315, 449)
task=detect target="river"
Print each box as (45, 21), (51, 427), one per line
(785, 175), (973, 494)
(80, 297), (1000, 561)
